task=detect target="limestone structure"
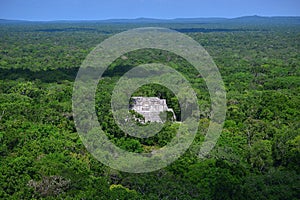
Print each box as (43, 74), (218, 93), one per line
(130, 97), (176, 123)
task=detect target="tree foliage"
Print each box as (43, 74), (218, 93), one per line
(0, 21), (299, 199)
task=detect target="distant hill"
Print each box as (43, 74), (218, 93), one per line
(0, 19), (30, 24)
(0, 16), (299, 25)
(228, 15), (300, 24)
(100, 17), (227, 24)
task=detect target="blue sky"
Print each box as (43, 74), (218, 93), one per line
(0, 0), (299, 21)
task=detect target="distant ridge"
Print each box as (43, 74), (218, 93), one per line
(100, 17), (227, 23)
(0, 19), (30, 24)
(0, 16), (299, 24)
(228, 15), (300, 24)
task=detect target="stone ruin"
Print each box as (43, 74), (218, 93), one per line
(130, 97), (176, 123)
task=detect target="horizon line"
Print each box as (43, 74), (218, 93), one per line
(1, 15), (300, 22)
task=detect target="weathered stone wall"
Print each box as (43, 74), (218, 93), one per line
(130, 97), (175, 123)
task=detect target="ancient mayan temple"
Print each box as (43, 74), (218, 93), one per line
(130, 97), (176, 123)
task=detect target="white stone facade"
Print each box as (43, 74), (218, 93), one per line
(130, 97), (176, 123)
